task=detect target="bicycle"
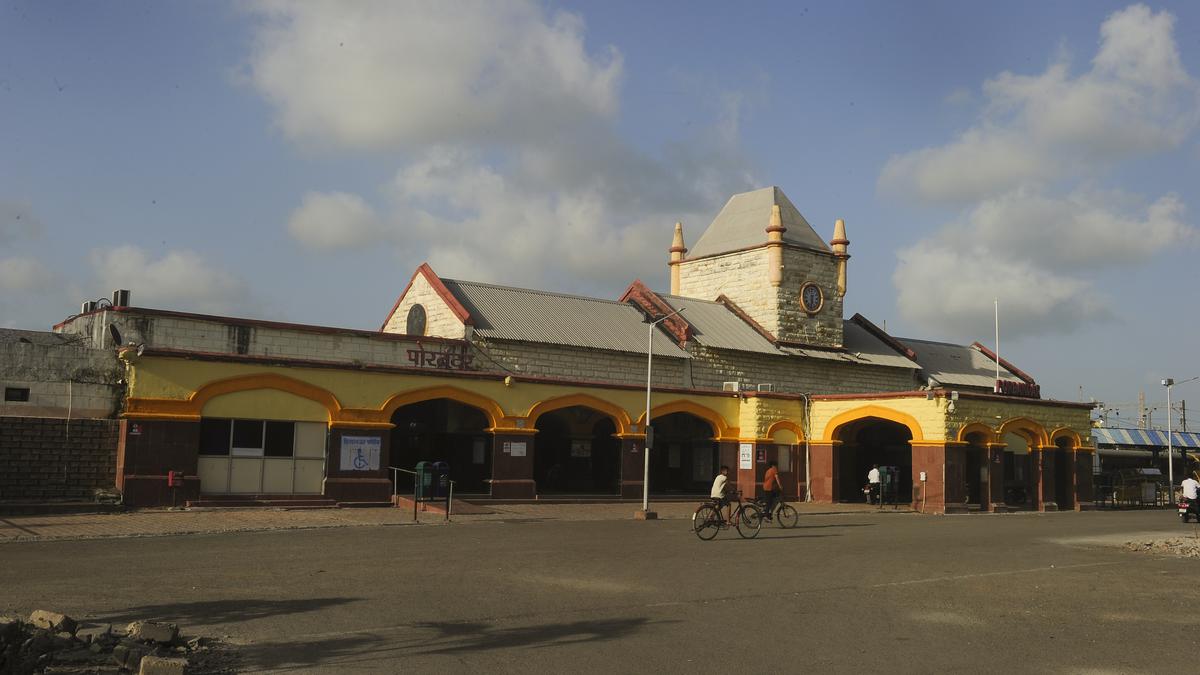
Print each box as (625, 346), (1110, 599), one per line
(692, 491), (763, 540)
(752, 497), (798, 528)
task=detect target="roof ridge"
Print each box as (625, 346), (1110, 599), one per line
(443, 278), (634, 307)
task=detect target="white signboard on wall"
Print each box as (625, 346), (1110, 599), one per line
(503, 441), (527, 457)
(738, 443), (753, 470)
(340, 436), (381, 471)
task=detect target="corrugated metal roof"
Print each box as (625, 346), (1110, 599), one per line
(841, 321), (922, 370)
(442, 279), (689, 358)
(659, 295), (779, 355)
(898, 337), (1022, 389)
(688, 187), (831, 259)
(1093, 427), (1200, 449)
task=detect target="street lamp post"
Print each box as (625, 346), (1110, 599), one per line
(1164, 375), (1200, 502)
(638, 307), (684, 520)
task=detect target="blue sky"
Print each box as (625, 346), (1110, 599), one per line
(1, 1), (1198, 421)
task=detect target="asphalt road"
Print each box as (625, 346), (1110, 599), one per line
(2, 510), (1197, 674)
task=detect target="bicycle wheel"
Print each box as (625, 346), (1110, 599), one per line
(693, 504), (721, 541)
(776, 503), (798, 528)
(736, 503), (763, 539)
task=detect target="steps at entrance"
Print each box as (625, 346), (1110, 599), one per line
(186, 494), (338, 509)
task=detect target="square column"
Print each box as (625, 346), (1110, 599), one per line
(491, 432), (536, 499)
(910, 442), (948, 514)
(807, 442), (838, 503)
(1037, 447), (1058, 512)
(618, 435), (646, 499)
(117, 419), (201, 506)
(1074, 449), (1095, 510)
(324, 426), (392, 503)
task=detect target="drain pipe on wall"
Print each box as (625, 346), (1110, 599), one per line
(800, 393), (813, 503)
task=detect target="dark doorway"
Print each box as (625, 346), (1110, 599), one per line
(649, 412), (718, 495)
(1054, 438), (1075, 510)
(834, 419), (913, 503)
(1001, 432), (1037, 509)
(964, 433), (988, 509)
(533, 407), (620, 495)
(390, 399), (491, 494)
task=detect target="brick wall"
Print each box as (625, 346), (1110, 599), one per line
(475, 338), (689, 388)
(688, 343), (916, 396)
(0, 416), (119, 501)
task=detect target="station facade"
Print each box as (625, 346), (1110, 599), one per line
(52, 186), (1094, 513)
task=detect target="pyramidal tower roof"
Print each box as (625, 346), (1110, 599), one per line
(687, 186), (831, 259)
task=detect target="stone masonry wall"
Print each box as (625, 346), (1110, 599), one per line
(0, 416), (119, 500)
(381, 272), (468, 339)
(688, 344), (916, 396)
(0, 340), (122, 418)
(675, 246), (844, 348)
(60, 310), (479, 373)
(475, 338), (689, 389)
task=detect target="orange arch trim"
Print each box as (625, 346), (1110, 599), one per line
(766, 419), (805, 442)
(957, 422), (997, 445)
(379, 386), (504, 428)
(997, 417), (1050, 447)
(1049, 427), (1082, 448)
(636, 399), (735, 439)
(821, 405), (926, 442)
(525, 394), (633, 435)
(124, 373), (346, 423)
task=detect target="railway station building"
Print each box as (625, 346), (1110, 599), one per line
(44, 187), (1094, 513)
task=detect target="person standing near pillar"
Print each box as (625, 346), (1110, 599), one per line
(867, 464), (881, 505)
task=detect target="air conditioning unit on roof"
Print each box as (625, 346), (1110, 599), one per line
(722, 381), (740, 392)
(757, 383), (774, 393)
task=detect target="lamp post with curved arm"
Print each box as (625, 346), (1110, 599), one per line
(639, 307), (685, 519)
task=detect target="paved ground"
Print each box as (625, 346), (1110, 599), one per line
(2, 508), (1197, 674)
(0, 501), (891, 542)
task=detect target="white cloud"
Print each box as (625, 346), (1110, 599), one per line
(885, 5), (1198, 339)
(0, 200), (43, 243)
(244, 0), (621, 150)
(88, 246), (256, 316)
(880, 4), (1199, 203)
(287, 191), (383, 250)
(0, 257), (52, 292)
(249, 1), (758, 293)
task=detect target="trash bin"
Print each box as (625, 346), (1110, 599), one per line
(415, 461), (450, 501)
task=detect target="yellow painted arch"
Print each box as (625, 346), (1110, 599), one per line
(380, 386), (505, 428)
(957, 422), (997, 445)
(525, 394), (633, 435)
(998, 417), (1050, 447)
(636, 399), (735, 440)
(766, 419), (806, 442)
(821, 405), (926, 443)
(1049, 427), (1082, 448)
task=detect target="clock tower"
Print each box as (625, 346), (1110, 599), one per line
(672, 186), (849, 348)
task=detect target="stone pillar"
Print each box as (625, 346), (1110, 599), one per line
(618, 435), (646, 499)
(736, 442), (766, 501)
(1036, 447), (1058, 511)
(910, 442), (948, 514)
(718, 441), (740, 495)
(324, 425), (393, 503)
(986, 444), (1006, 512)
(807, 442), (838, 503)
(117, 418), (201, 507)
(491, 432), (536, 499)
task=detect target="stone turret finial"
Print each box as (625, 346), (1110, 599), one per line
(669, 222), (687, 295)
(831, 218), (850, 298)
(766, 205), (785, 287)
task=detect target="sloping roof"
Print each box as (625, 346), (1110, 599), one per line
(658, 294), (779, 355)
(688, 186), (831, 259)
(0, 328), (79, 347)
(1093, 427), (1200, 449)
(898, 337), (1022, 389)
(840, 321), (922, 370)
(440, 279), (689, 358)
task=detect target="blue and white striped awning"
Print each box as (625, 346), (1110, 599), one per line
(1092, 427), (1200, 449)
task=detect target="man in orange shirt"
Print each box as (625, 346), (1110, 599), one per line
(762, 460), (782, 521)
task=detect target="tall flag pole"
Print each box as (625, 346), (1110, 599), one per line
(994, 298), (1000, 393)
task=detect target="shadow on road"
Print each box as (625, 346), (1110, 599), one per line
(100, 597), (360, 627)
(714, 533), (843, 541)
(235, 616), (666, 671)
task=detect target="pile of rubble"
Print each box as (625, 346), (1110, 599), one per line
(0, 610), (232, 674)
(1125, 536), (1200, 557)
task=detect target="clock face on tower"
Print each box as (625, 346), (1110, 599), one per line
(800, 282), (823, 314)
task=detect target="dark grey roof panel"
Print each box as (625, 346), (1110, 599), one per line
(442, 279), (689, 358)
(898, 337), (1022, 389)
(659, 294), (779, 355)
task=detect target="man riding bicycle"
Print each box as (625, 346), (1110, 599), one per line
(710, 465), (732, 521)
(762, 460), (782, 521)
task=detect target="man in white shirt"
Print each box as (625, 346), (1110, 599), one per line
(1182, 475), (1200, 521)
(867, 464), (881, 505)
(711, 465), (732, 521)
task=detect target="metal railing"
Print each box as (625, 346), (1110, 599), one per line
(388, 466), (455, 522)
